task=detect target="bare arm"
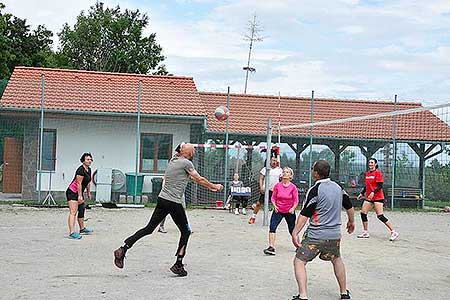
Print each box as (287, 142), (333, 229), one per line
(271, 185), (279, 212)
(188, 169), (223, 192)
(342, 191), (355, 233)
(86, 182), (91, 200)
(345, 207), (355, 234)
(259, 174), (264, 193)
(289, 186), (299, 213)
(76, 175), (84, 203)
(291, 214), (308, 247)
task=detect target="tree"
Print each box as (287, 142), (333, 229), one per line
(425, 158), (450, 201)
(58, 2), (167, 74)
(0, 2), (55, 95)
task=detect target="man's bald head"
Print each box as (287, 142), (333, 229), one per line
(179, 143), (195, 160)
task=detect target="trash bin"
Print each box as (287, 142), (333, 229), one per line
(151, 177), (163, 201)
(125, 173), (145, 196)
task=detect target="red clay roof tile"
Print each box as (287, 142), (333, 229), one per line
(200, 92), (450, 142)
(1, 67), (205, 116)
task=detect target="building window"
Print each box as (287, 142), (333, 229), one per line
(42, 129), (56, 171)
(141, 134), (172, 173)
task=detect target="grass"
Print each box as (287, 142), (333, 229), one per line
(424, 200), (450, 208)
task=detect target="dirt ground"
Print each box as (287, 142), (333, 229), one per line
(0, 205), (449, 300)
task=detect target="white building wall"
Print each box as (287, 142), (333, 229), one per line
(37, 118), (191, 193)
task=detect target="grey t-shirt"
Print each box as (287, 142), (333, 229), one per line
(300, 178), (352, 240)
(158, 156), (195, 204)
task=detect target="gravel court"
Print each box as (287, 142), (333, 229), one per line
(1, 205), (449, 300)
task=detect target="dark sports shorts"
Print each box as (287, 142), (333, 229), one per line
(364, 199), (385, 204)
(66, 189), (78, 201)
(258, 190), (273, 204)
(296, 233), (341, 262)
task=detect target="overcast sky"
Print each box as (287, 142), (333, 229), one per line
(4, 0), (450, 105)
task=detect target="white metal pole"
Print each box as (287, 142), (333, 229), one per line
(263, 118), (273, 226)
(38, 75), (45, 203)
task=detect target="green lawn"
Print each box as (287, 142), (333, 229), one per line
(424, 200), (450, 208)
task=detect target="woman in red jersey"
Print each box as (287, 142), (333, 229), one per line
(357, 158), (399, 241)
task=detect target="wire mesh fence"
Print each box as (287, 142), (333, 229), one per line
(1, 68), (450, 210)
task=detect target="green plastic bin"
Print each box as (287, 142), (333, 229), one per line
(125, 173), (145, 196)
(151, 177), (164, 201)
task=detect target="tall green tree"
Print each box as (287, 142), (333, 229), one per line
(0, 2), (55, 95)
(58, 2), (167, 74)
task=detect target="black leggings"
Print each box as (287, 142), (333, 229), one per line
(269, 211), (296, 234)
(234, 196), (248, 209)
(124, 197), (191, 256)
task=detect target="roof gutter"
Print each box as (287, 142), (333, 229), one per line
(0, 106), (206, 121)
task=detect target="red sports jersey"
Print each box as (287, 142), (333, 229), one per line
(364, 169), (384, 200)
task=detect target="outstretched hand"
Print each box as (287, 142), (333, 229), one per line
(209, 184), (223, 192)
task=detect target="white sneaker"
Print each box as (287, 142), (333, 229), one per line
(389, 231), (399, 241)
(234, 209), (239, 215)
(357, 231), (370, 238)
(242, 208), (247, 215)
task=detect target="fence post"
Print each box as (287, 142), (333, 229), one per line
(390, 94), (398, 210)
(263, 118), (273, 226)
(223, 87), (230, 206)
(38, 75), (45, 203)
(134, 81), (142, 204)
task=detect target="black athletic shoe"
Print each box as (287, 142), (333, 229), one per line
(341, 290), (351, 299)
(263, 246), (276, 255)
(114, 247), (126, 269)
(292, 295), (307, 300)
(170, 263), (188, 277)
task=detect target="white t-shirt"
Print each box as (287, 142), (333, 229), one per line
(260, 167), (283, 191)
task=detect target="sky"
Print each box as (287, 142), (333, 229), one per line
(3, 0), (450, 105)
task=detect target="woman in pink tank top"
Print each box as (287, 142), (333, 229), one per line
(65, 153), (93, 239)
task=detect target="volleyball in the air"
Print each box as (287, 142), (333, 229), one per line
(214, 105), (229, 121)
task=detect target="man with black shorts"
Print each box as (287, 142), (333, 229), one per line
(113, 144), (223, 276)
(291, 160), (355, 300)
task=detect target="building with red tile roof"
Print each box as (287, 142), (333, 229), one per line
(1, 67), (449, 204)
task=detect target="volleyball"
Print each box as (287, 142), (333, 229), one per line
(214, 105), (229, 121)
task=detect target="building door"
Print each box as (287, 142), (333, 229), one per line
(2, 137), (23, 193)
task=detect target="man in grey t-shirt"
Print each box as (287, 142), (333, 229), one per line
(114, 144), (223, 277)
(291, 160), (355, 300)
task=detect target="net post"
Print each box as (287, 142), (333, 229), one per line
(38, 75), (45, 203)
(390, 94), (398, 210)
(308, 90), (314, 187)
(263, 118), (272, 226)
(134, 80), (142, 204)
(223, 87), (230, 207)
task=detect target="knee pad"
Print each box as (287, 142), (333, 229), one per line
(377, 214), (388, 223)
(77, 203), (86, 219)
(360, 212), (368, 222)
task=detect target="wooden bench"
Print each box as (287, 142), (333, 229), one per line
(384, 187), (423, 208)
(349, 186), (423, 208)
